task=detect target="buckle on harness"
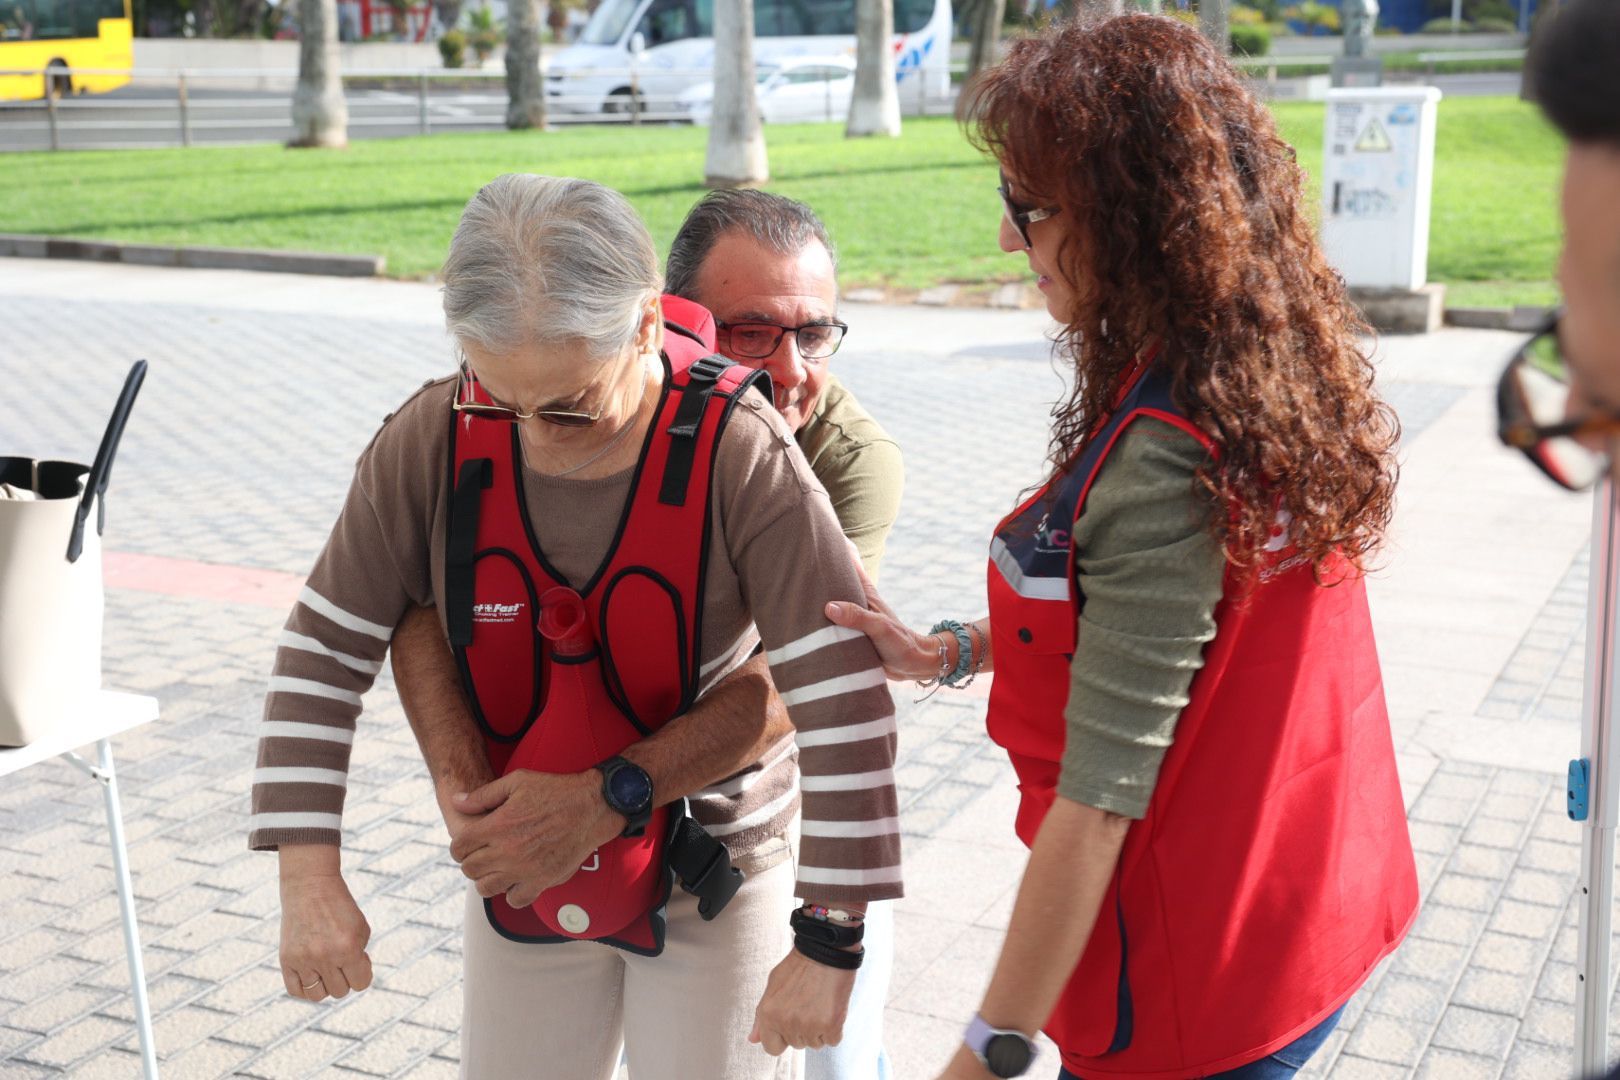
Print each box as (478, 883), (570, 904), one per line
(669, 813), (745, 920)
(681, 843), (745, 920)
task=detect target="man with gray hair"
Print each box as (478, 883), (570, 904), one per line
(382, 188), (904, 1077)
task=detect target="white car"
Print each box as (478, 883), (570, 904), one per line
(677, 56), (857, 126)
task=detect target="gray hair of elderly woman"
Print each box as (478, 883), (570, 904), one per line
(442, 174), (662, 362)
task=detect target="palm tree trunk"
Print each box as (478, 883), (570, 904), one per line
(846, 0), (899, 135)
(1198, 0), (1228, 53)
(289, 0), (347, 147)
(967, 0), (1006, 79)
(705, 0), (768, 187)
(506, 0), (546, 128)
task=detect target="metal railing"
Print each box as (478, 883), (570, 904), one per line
(0, 47), (1526, 151)
(1229, 53), (1336, 85)
(1415, 47), (1526, 80)
(0, 62), (958, 150)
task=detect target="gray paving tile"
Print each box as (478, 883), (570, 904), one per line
(1431, 1005), (1519, 1058)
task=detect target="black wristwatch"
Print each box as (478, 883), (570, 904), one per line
(965, 1014), (1038, 1078)
(595, 756), (654, 837)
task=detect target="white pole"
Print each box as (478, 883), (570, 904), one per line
(96, 738), (159, 1079)
(1576, 478), (1620, 1079)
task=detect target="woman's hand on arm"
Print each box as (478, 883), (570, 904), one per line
(823, 558), (944, 681)
(823, 558), (994, 682)
(277, 844), (374, 1003)
(937, 797), (1131, 1080)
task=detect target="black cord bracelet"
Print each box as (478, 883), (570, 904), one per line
(793, 934), (864, 970)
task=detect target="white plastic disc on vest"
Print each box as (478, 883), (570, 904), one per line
(558, 904), (591, 934)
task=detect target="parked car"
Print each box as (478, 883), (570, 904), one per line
(543, 0), (949, 117)
(677, 55), (856, 125)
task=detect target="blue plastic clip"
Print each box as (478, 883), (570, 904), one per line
(1569, 759), (1591, 822)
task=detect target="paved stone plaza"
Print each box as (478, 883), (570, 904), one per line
(0, 257), (1607, 1079)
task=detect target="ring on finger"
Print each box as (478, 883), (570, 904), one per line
(301, 977), (322, 991)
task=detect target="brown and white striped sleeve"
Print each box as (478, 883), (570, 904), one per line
(248, 385), (445, 850)
(716, 394), (903, 904)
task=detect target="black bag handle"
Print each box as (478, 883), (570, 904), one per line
(67, 360), (148, 564)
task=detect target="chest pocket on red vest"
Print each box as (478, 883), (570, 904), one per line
(465, 549), (544, 744)
(998, 593), (1077, 662)
(598, 566), (692, 734)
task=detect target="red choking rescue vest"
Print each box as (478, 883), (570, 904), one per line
(445, 295), (769, 956)
(986, 361), (1418, 1079)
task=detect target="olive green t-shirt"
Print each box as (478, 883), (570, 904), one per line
(1058, 420), (1227, 820)
(795, 374), (905, 581)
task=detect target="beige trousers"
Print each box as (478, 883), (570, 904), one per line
(460, 842), (804, 1080)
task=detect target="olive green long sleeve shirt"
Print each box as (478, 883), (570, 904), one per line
(1057, 420), (1227, 820)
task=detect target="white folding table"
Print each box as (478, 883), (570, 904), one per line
(0, 691), (160, 1079)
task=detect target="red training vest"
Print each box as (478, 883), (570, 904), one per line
(445, 295), (768, 956)
(985, 361), (1418, 1079)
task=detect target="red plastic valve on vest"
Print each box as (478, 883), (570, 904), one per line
(501, 587), (674, 945)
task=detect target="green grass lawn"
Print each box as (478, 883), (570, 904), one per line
(3, 96), (1561, 305)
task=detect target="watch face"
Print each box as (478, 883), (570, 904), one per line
(607, 765), (652, 811)
(984, 1033), (1033, 1078)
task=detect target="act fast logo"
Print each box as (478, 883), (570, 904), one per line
(472, 601), (524, 625)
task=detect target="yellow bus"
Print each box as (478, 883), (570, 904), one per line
(0, 0), (132, 101)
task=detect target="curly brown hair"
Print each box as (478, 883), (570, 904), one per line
(963, 13), (1399, 575)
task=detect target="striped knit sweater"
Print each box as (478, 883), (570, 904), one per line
(250, 375), (903, 903)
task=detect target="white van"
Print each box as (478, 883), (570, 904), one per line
(544, 0), (952, 118)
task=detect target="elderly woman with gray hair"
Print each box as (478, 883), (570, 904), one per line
(250, 174), (903, 1079)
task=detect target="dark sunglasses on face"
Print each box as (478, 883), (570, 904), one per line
(1496, 310), (1620, 491)
(453, 362), (609, 427)
(998, 171), (1061, 250)
(717, 319), (849, 362)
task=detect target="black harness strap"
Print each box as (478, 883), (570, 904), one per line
(667, 810), (745, 921)
(658, 354), (735, 508)
(447, 457), (493, 648)
(664, 319), (705, 347)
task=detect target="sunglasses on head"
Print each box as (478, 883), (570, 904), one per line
(1496, 310), (1620, 491)
(998, 171), (1061, 250)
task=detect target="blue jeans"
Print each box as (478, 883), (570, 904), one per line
(1058, 1005), (1344, 1080)
(805, 900), (894, 1080)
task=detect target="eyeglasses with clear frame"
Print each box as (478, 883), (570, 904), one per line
(998, 171), (1061, 250)
(716, 320), (849, 362)
(1496, 310), (1620, 491)
(453, 361), (611, 427)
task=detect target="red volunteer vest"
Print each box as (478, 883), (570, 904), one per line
(445, 296), (768, 957)
(986, 362), (1418, 1079)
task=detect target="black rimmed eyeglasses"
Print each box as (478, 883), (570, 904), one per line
(998, 171), (1061, 250)
(1496, 310), (1620, 491)
(717, 319), (849, 362)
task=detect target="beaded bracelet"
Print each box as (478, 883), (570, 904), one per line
(912, 632), (953, 703)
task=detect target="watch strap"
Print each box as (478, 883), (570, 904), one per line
(964, 1014), (1038, 1078)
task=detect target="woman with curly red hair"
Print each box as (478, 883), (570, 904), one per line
(828, 13), (1418, 1080)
